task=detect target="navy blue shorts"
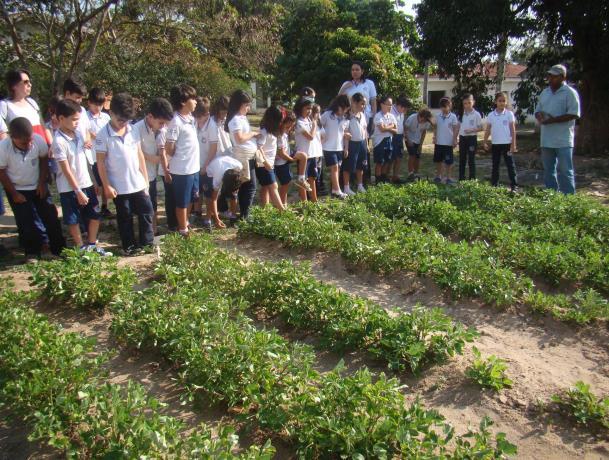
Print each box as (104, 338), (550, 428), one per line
(407, 142), (421, 159)
(391, 134), (404, 160)
(306, 158), (318, 179)
(172, 172), (199, 208)
(275, 163), (292, 186)
(200, 173), (214, 199)
(344, 140), (367, 173)
(148, 178), (157, 211)
(0, 187), (5, 216)
(59, 185), (100, 225)
(91, 163), (102, 186)
(433, 145), (455, 165)
(373, 137), (393, 165)
(255, 166), (277, 186)
(323, 150), (343, 167)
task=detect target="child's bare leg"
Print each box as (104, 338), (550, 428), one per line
(374, 163), (383, 178)
(307, 178), (317, 202)
(268, 183), (285, 210)
(356, 170), (364, 186)
(279, 184), (289, 205)
(260, 187), (270, 207)
(392, 158), (402, 179)
(408, 155), (415, 174)
(294, 152), (307, 176)
(68, 224), (83, 247)
(435, 162), (443, 178)
(298, 187), (308, 201)
(342, 170), (351, 189)
(445, 164), (453, 180)
(86, 219), (100, 245)
(329, 164), (341, 192)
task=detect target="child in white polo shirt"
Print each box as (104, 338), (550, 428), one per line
(320, 95), (351, 198)
(0, 117), (65, 259)
(372, 96), (398, 184)
(165, 84), (200, 237)
(483, 91), (518, 191)
(458, 93), (484, 181)
(87, 88), (112, 217)
(201, 155), (243, 229)
(343, 92), (368, 194)
(133, 97), (173, 235)
(52, 100), (109, 255)
(95, 93), (153, 255)
(433, 97), (459, 184)
(389, 95), (409, 184)
(404, 108), (433, 179)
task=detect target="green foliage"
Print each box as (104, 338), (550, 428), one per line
(28, 249), (136, 309)
(275, 0), (419, 104)
(466, 347), (513, 391)
(0, 289), (274, 458)
(552, 381), (609, 430)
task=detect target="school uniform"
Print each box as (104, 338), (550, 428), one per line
(433, 112), (458, 165)
(254, 129), (278, 186)
(320, 111), (348, 167)
(202, 155), (243, 200)
(390, 107), (405, 160)
(486, 109), (517, 188)
(344, 113), (367, 173)
(95, 123), (153, 250)
(166, 112), (200, 209)
(274, 133), (292, 186)
(372, 111), (397, 165)
(134, 119), (166, 212)
(198, 117), (219, 197)
(87, 110), (111, 186)
(0, 135), (65, 255)
(404, 114), (431, 159)
(308, 123), (323, 179)
(228, 114), (257, 219)
(458, 109), (483, 180)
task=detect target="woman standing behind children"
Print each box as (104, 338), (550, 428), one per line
(371, 96), (397, 184)
(433, 97), (459, 185)
(320, 95), (350, 199)
(484, 92), (518, 192)
(458, 93), (484, 181)
(255, 106), (285, 210)
(343, 93), (368, 194)
(225, 90), (258, 220)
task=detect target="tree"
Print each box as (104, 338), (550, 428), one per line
(274, 0), (419, 105)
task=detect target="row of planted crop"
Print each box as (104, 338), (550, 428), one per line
(28, 238), (517, 458)
(239, 202), (608, 324)
(352, 182), (609, 293)
(113, 237), (515, 458)
(157, 234), (477, 373)
(0, 281), (274, 459)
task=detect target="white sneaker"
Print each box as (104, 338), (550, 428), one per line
(357, 184), (366, 193)
(344, 187), (356, 196)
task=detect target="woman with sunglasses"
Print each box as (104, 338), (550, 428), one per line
(0, 69), (52, 146)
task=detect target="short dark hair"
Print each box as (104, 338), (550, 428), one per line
(211, 95), (230, 118)
(8, 117), (33, 139)
(47, 95), (63, 116)
(147, 97), (173, 120)
(63, 77), (87, 96)
(88, 87), (106, 104)
(395, 95), (411, 108)
(260, 106), (283, 137)
(193, 96), (211, 118)
(439, 97), (452, 108)
(169, 84), (197, 111)
(328, 94), (350, 114)
(110, 92), (135, 120)
(56, 99), (81, 118)
(281, 111), (296, 128)
(5, 69), (30, 97)
(221, 168), (243, 195)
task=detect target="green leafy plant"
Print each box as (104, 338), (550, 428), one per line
(465, 347), (513, 391)
(29, 249), (136, 309)
(552, 381), (609, 430)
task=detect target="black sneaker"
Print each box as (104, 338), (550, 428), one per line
(123, 245), (143, 256)
(101, 207), (114, 218)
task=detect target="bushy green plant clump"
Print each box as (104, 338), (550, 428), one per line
(466, 347), (513, 391)
(0, 288), (274, 459)
(552, 381), (609, 430)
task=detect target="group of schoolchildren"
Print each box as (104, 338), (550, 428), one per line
(0, 68), (519, 261)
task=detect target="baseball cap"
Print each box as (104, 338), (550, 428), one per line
(547, 64), (567, 77)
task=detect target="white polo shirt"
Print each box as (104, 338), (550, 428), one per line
(95, 123), (147, 195)
(309, 128), (323, 159)
(320, 111), (348, 151)
(133, 119), (165, 182)
(347, 113), (367, 142)
(372, 111), (398, 147)
(0, 134), (48, 191)
(341, 79), (377, 118)
(228, 114), (257, 153)
(87, 110), (110, 138)
(257, 129), (278, 166)
(459, 110), (483, 137)
(486, 109), (515, 145)
(295, 117), (313, 155)
(198, 117), (219, 168)
(274, 133), (290, 166)
(435, 112), (459, 146)
(404, 113), (431, 144)
(207, 155), (242, 190)
(0, 116), (6, 134)
(52, 129), (93, 193)
(166, 112), (200, 175)
(212, 117), (232, 156)
(391, 106), (405, 135)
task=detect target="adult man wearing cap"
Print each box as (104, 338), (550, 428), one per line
(534, 64), (580, 194)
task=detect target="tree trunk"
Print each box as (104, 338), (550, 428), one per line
(576, 72), (609, 155)
(422, 60), (429, 105)
(495, 32), (508, 93)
